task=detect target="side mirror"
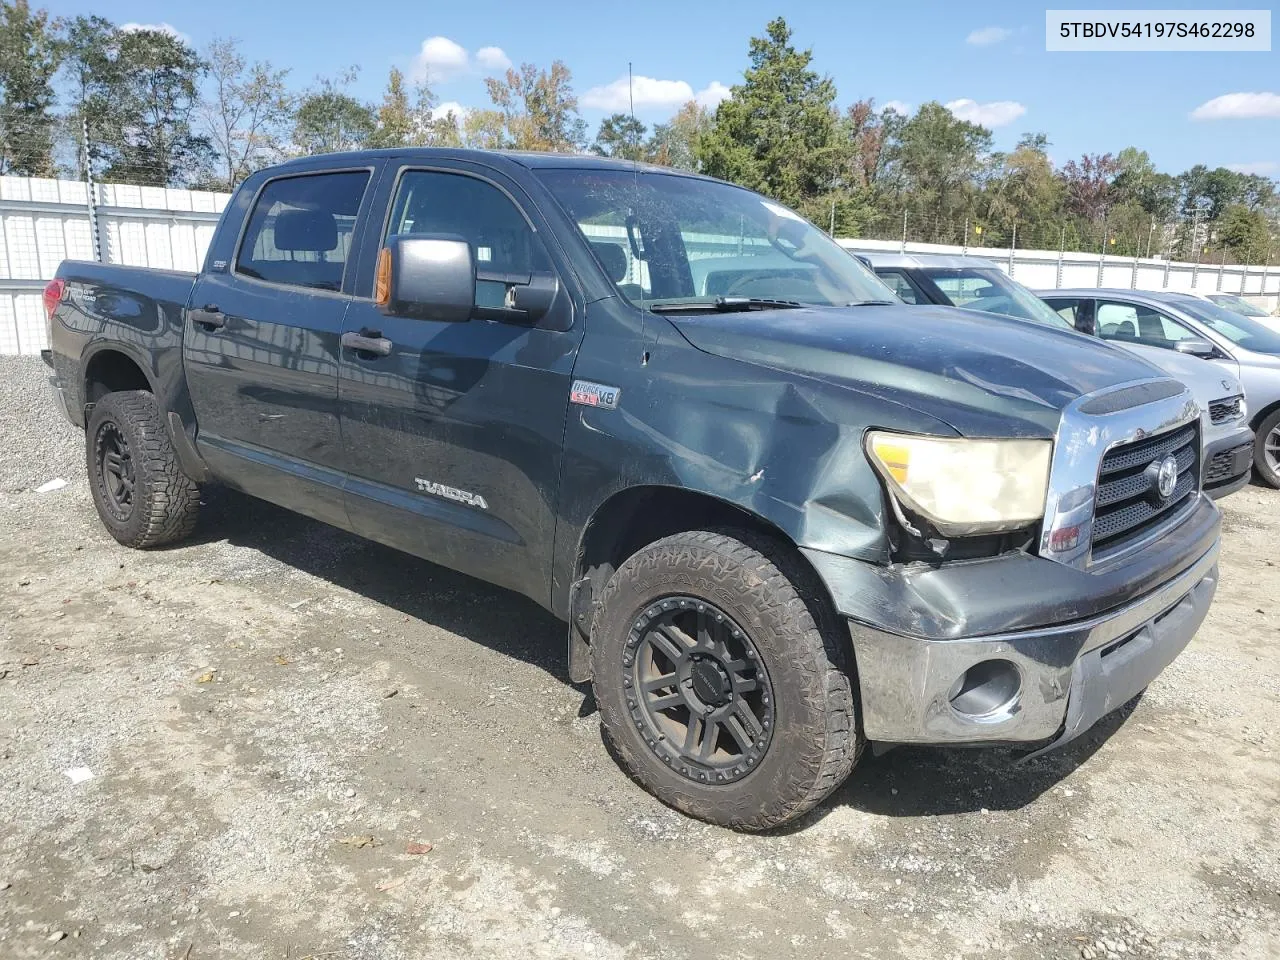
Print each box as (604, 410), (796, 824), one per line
(376, 234), (475, 322)
(1174, 338), (1216, 358)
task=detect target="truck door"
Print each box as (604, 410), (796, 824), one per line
(184, 166), (380, 526)
(337, 162), (585, 608)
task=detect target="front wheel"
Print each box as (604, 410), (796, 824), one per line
(1253, 408), (1280, 488)
(590, 530), (862, 831)
(86, 390), (200, 548)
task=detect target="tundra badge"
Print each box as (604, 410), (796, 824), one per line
(414, 478), (489, 510)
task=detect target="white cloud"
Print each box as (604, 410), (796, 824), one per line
(1190, 92), (1280, 120)
(882, 100), (913, 115)
(119, 22), (190, 45)
(695, 81), (732, 108)
(430, 101), (470, 128)
(475, 46), (511, 72)
(413, 36), (470, 82)
(583, 75), (694, 111)
(583, 76), (731, 112)
(945, 98), (1026, 128)
(966, 26), (1012, 46)
(1226, 160), (1279, 175)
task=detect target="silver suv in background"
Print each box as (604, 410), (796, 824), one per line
(856, 253), (1253, 498)
(1040, 289), (1280, 488)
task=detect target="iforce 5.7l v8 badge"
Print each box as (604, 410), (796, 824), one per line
(570, 380), (620, 410)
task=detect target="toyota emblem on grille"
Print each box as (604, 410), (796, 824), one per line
(1156, 454), (1179, 499)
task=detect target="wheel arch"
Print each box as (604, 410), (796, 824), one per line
(81, 343), (155, 410)
(1249, 396), (1280, 434)
(566, 484), (842, 680)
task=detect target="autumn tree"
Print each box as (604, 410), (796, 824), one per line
(647, 101), (710, 171)
(201, 36), (292, 188)
(367, 66), (458, 148)
(483, 61), (585, 151)
(982, 134), (1062, 238)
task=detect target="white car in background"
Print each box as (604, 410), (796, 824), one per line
(856, 252), (1255, 499)
(1173, 291), (1277, 324)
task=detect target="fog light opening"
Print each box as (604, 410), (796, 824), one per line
(948, 659), (1021, 719)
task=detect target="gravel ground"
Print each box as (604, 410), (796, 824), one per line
(1, 355), (1277, 960)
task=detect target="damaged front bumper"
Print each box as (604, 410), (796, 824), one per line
(803, 494), (1220, 753)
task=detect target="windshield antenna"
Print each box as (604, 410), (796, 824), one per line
(629, 61), (649, 355)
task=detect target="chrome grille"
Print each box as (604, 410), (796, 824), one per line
(1208, 395), (1243, 425)
(1092, 422), (1200, 557)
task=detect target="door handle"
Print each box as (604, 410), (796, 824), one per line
(194, 304), (226, 331)
(341, 330), (393, 357)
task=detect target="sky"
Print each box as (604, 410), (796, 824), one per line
(38, 0), (1280, 177)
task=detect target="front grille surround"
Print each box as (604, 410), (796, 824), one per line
(1039, 378), (1203, 571)
(1208, 395), (1244, 425)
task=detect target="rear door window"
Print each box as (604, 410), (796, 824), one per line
(1097, 301), (1199, 348)
(875, 270), (921, 304)
(236, 171), (371, 292)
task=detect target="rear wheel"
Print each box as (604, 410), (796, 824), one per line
(591, 529), (861, 831)
(1253, 408), (1280, 488)
(86, 390), (200, 548)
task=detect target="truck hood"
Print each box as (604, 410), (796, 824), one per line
(666, 304), (1167, 437)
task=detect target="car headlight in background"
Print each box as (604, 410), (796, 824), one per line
(865, 432), (1053, 536)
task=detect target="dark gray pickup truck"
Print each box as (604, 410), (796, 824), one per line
(44, 149), (1221, 830)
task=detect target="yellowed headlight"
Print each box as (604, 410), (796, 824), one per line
(866, 432), (1052, 536)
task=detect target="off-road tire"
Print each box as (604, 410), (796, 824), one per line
(591, 529), (862, 831)
(86, 390), (200, 548)
(1253, 408), (1280, 488)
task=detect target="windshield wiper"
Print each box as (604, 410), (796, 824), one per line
(647, 296), (804, 314)
(845, 299), (899, 307)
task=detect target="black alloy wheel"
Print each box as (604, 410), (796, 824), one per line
(94, 420), (136, 523)
(625, 596), (775, 784)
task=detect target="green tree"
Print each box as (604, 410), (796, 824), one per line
(200, 36), (292, 189)
(0, 0), (60, 175)
(1111, 147), (1178, 222)
(292, 68), (377, 155)
(696, 17), (839, 209)
(592, 112), (646, 159)
(483, 61), (585, 151)
(1178, 164), (1249, 221)
(891, 101), (992, 228)
(72, 26), (213, 186)
(1216, 203), (1270, 261)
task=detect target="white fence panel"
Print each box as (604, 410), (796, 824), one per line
(1, 172), (1276, 356)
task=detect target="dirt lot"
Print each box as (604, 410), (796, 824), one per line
(1, 355), (1277, 960)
